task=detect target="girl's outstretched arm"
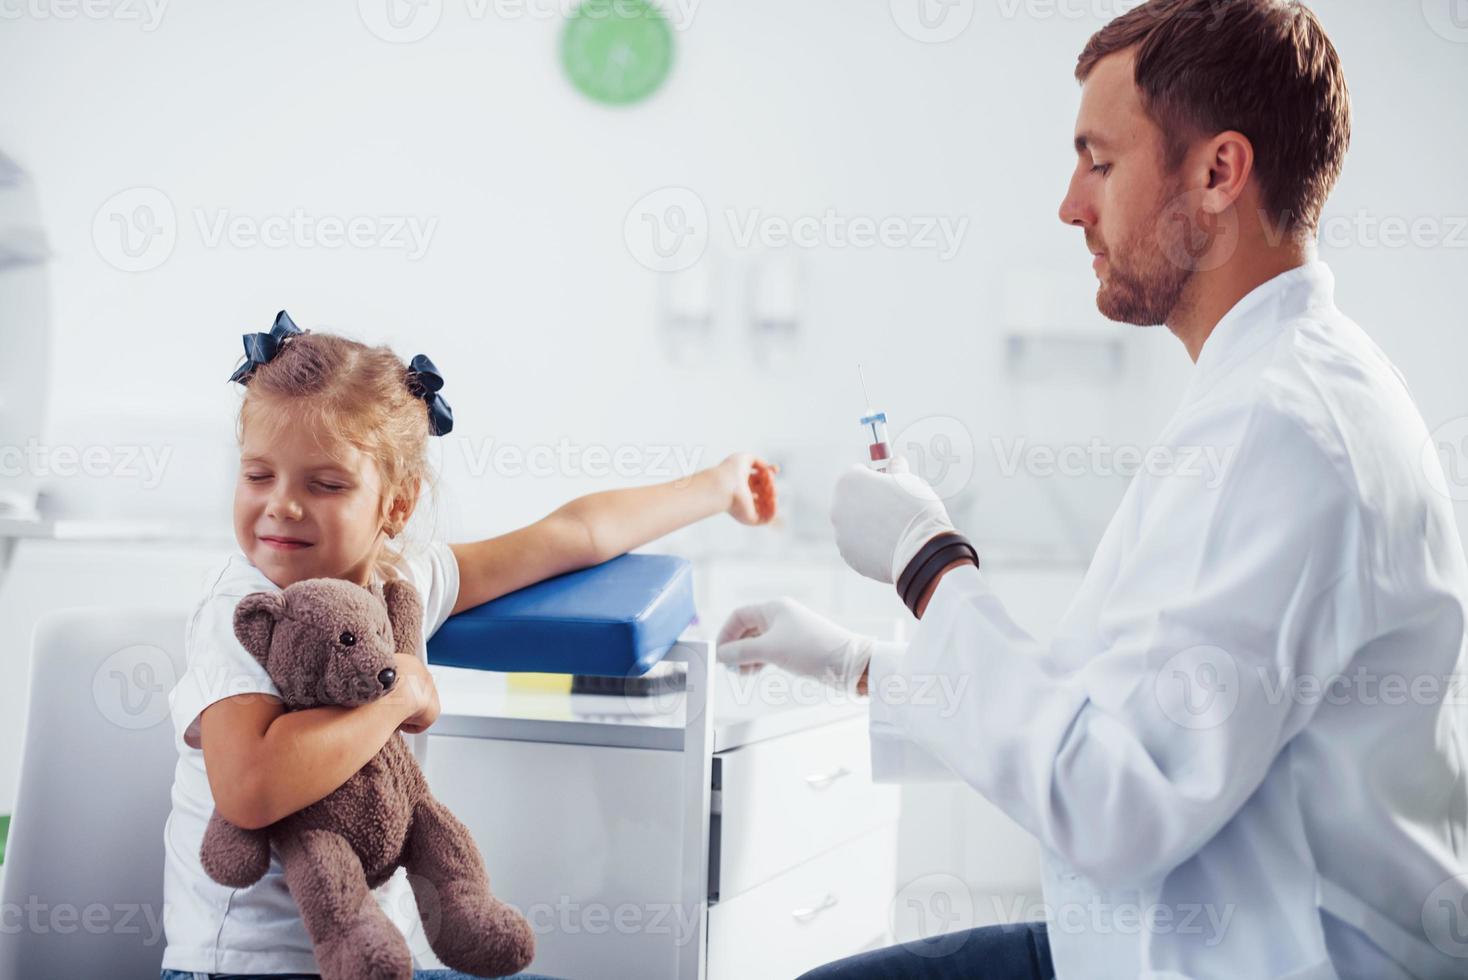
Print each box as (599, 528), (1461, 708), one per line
(448, 452), (775, 616)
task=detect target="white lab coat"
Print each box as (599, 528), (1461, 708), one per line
(867, 261), (1468, 979)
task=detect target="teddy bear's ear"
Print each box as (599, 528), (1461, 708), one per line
(233, 590), (286, 665)
(381, 577), (423, 656)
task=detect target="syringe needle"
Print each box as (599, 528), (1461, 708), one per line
(858, 364), (872, 410)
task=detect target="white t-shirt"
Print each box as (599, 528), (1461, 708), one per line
(160, 542), (460, 974)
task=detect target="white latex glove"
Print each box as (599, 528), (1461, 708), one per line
(830, 456), (957, 583)
(716, 598), (874, 694)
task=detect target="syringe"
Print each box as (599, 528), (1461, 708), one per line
(857, 365), (891, 471)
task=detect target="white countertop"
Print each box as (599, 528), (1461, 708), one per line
(430, 650), (867, 754)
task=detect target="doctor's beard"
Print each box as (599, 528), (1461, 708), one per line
(1093, 178), (1197, 328)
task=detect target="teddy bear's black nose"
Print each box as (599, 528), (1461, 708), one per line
(378, 668), (396, 690)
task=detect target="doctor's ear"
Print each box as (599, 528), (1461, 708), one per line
(1198, 130), (1255, 214)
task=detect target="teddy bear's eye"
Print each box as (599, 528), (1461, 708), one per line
(339, 630), (357, 647)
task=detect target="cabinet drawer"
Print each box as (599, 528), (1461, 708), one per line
(714, 715), (900, 900)
(708, 824), (897, 980)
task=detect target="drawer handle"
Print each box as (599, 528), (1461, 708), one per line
(804, 766), (852, 790)
(791, 893), (839, 923)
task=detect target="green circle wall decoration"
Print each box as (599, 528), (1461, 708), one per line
(561, 0), (675, 106)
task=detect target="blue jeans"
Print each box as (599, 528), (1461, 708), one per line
(161, 971), (562, 979)
(795, 921), (1054, 979)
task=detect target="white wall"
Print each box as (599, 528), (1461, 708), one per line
(2, 0), (1461, 551)
(0, 0), (1464, 876)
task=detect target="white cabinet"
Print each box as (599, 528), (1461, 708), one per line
(425, 644), (899, 980)
(713, 716), (898, 901)
(707, 827), (897, 980)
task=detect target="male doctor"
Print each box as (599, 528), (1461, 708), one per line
(717, 1), (1468, 978)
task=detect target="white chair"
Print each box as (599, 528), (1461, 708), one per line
(0, 605), (189, 980)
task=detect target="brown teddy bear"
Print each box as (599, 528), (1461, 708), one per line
(198, 575), (536, 980)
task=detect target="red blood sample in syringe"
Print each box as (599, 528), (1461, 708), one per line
(858, 365), (892, 472)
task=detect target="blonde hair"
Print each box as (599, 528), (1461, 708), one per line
(232, 329), (443, 584)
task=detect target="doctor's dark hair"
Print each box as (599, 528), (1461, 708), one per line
(1076, 0), (1350, 241)
(233, 330), (442, 582)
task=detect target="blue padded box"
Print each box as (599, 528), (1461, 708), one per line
(426, 553), (696, 677)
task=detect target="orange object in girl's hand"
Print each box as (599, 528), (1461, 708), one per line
(748, 459), (780, 523)
(722, 453), (780, 526)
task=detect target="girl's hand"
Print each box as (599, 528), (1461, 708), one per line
(389, 652), (441, 734)
(719, 452), (780, 526)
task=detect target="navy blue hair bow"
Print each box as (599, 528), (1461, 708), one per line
(406, 354), (454, 437)
(228, 310), (304, 384)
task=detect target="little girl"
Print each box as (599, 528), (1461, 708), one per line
(160, 312), (777, 980)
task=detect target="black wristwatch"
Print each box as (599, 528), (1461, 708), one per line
(895, 531), (980, 617)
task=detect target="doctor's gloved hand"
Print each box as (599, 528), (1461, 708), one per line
(716, 598), (874, 695)
(830, 456), (956, 583)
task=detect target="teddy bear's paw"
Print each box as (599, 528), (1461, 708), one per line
(199, 818), (270, 889)
(430, 893), (537, 978)
(314, 917), (414, 980)
(201, 848), (269, 888)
